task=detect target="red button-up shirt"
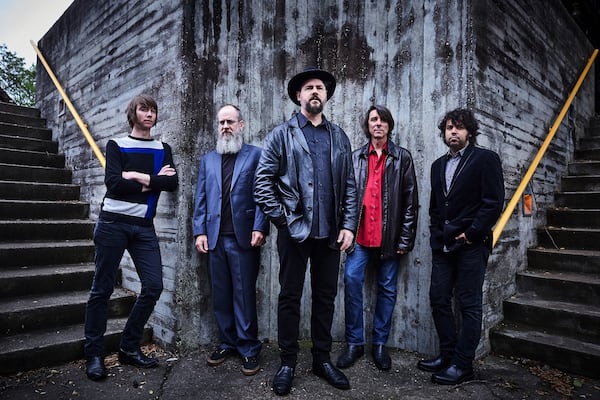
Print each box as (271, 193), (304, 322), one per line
(356, 142), (387, 247)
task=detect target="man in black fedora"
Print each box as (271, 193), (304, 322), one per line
(254, 67), (357, 395)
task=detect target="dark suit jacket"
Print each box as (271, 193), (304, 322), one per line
(429, 144), (504, 251)
(193, 143), (269, 250)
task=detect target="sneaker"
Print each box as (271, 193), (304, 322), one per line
(207, 347), (236, 366)
(241, 356), (259, 376)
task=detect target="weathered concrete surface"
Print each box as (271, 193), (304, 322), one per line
(34, 0), (595, 359)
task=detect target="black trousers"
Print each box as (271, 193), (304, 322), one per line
(276, 228), (341, 366)
(429, 243), (489, 369)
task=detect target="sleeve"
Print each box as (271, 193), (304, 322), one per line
(148, 142), (178, 192)
(397, 151), (419, 251)
(253, 129), (287, 227)
(465, 151), (505, 242)
(192, 155), (208, 237)
(104, 139), (144, 195)
(340, 135), (358, 233)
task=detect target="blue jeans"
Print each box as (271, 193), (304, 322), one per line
(84, 219), (163, 357)
(209, 235), (261, 358)
(344, 243), (400, 345)
(429, 243), (489, 369)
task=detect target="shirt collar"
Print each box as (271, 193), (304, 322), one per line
(447, 145), (467, 159)
(368, 141), (389, 155)
(297, 112), (327, 128)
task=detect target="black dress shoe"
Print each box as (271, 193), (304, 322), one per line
(312, 361), (350, 390)
(431, 364), (474, 385)
(336, 344), (364, 368)
(372, 344), (391, 371)
(118, 348), (159, 368)
(417, 355), (451, 372)
(85, 356), (107, 381)
(272, 365), (294, 396)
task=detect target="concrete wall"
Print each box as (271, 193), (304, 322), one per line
(36, 0), (595, 356)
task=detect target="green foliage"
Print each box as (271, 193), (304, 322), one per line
(0, 43), (36, 107)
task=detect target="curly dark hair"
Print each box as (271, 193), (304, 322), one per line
(437, 108), (479, 145)
(363, 105), (395, 138)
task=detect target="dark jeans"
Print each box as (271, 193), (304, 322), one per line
(276, 229), (340, 366)
(429, 243), (489, 369)
(84, 219), (163, 357)
(209, 235), (261, 358)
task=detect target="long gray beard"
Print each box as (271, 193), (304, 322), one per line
(216, 133), (243, 154)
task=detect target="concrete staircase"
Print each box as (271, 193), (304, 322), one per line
(0, 101), (150, 375)
(491, 117), (600, 379)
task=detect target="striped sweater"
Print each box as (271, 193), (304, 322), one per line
(100, 135), (178, 226)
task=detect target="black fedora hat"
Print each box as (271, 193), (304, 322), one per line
(287, 67), (336, 105)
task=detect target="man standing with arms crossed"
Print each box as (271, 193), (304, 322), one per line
(254, 67), (357, 395)
(193, 104), (268, 376)
(417, 108), (504, 385)
(84, 94), (178, 380)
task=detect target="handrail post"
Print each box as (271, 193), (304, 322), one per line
(492, 48), (599, 247)
(30, 40), (106, 169)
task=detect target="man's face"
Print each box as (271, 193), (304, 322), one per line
(217, 106), (244, 140)
(368, 109), (389, 141)
(444, 119), (469, 152)
(297, 78), (327, 115)
(135, 104), (156, 129)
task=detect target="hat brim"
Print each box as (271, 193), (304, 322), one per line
(287, 69), (336, 106)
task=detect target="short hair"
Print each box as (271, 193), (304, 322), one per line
(127, 94), (158, 128)
(363, 105), (395, 138)
(218, 104), (243, 121)
(438, 108), (479, 145)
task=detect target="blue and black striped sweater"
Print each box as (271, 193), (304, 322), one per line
(100, 135), (178, 226)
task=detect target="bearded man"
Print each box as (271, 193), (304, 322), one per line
(192, 104), (269, 376)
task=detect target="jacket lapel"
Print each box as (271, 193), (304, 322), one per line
(231, 144), (248, 188)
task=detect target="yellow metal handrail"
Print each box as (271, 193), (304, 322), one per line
(30, 40), (106, 168)
(493, 48), (599, 247)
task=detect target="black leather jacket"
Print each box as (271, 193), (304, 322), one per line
(254, 114), (357, 246)
(351, 140), (418, 259)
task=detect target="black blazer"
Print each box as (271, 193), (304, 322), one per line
(429, 144), (504, 251)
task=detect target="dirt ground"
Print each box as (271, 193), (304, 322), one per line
(1, 342), (599, 400)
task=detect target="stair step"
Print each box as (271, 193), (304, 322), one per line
(0, 122), (51, 140)
(0, 180), (80, 201)
(578, 137), (600, 150)
(536, 226), (600, 250)
(0, 199), (90, 220)
(0, 111), (47, 129)
(0, 288), (135, 335)
(568, 160), (600, 176)
(554, 191), (600, 209)
(0, 134), (57, 153)
(503, 296), (600, 343)
(575, 148), (600, 160)
(0, 263), (98, 298)
(0, 318), (153, 375)
(0, 102), (40, 118)
(0, 220), (95, 241)
(546, 208), (600, 228)
(527, 247), (600, 274)
(0, 240), (95, 267)
(561, 175), (600, 191)
(0, 147), (64, 168)
(490, 324), (600, 378)
(516, 269), (600, 305)
(0, 162), (72, 184)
